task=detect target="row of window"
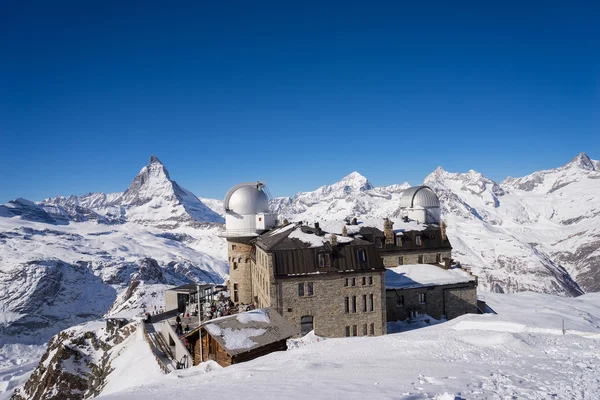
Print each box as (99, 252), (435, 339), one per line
(396, 293), (426, 307)
(317, 248), (367, 268)
(344, 294), (374, 313)
(344, 276), (374, 287)
(345, 323), (375, 337)
(397, 253), (443, 265)
(375, 235), (430, 248)
(298, 282), (314, 297)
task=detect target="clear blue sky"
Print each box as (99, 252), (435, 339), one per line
(1, 1), (598, 202)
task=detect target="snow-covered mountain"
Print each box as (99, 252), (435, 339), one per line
(255, 154), (598, 297)
(0, 156), (230, 399)
(34, 155), (223, 227)
(270, 171), (410, 222)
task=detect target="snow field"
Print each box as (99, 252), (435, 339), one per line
(99, 292), (600, 399)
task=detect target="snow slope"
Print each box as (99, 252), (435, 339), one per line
(0, 156), (230, 399)
(99, 291), (600, 399)
(425, 152), (600, 294)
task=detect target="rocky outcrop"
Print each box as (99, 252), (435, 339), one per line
(11, 320), (137, 400)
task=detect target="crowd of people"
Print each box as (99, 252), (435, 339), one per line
(172, 295), (256, 336)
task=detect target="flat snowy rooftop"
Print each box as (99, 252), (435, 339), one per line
(385, 264), (475, 289)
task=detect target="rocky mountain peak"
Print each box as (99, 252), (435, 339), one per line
(149, 154), (163, 165)
(565, 152), (595, 171)
(337, 171), (373, 191)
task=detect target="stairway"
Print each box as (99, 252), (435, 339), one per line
(148, 331), (175, 360)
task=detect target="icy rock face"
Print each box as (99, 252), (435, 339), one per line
(11, 321), (137, 400)
(0, 198), (64, 225)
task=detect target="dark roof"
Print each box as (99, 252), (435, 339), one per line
(257, 223), (370, 251)
(184, 308), (298, 357)
(166, 283), (215, 293)
(359, 226), (451, 253)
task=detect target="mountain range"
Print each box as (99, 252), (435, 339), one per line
(1, 153), (599, 399)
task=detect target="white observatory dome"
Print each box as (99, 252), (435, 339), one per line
(399, 186), (440, 209)
(223, 182), (277, 237)
(226, 185), (270, 215)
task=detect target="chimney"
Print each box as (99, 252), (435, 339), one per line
(314, 222), (323, 236)
(440, 220), (447, 241)
(330, 233), (338, 246)
(351, 217), (358, 225)
(383, 218), (394, 244)
(342, 225), (348, 237)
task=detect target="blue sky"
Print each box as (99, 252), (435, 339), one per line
(1, 1), (598, 202)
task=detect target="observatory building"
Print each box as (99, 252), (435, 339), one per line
(399, 185), (441, 224)
(223, 182), (278, 305)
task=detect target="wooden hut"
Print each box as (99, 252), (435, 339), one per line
(183, 308), (298, 367)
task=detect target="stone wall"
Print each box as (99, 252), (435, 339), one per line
(385, 282), (477, 321)
(226, 239), (254, 305)
(382, 250), (452, 268)
(251, 247), (277, 308)
(275, 272), (387, 338)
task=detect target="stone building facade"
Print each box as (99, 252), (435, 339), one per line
(359, 221), (453, 269)
(386, 281), (478, 321)
(227, 238), (254, 305)
(250, 223), (387, 338)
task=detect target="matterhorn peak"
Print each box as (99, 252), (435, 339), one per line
(149, 154), (163, 165)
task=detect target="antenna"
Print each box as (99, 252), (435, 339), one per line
(259, 181), (273, 201)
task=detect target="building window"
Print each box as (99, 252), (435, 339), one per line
(258, 217), (262, 221)
(345, 326), (350, 337)
(300, 315), (313, 336)
(233, 284), (239, 303)
(233, 262), (238, 270)
(369, 294), (374, 312)
(418, 254), (424, 264)
(307, 282), (314, 296)
(369, 276), (373, 285)
(415, 235), (422, 246)
(344, 297), (349, 314)
(397, 295), (405, 307)
(362, 277), (366, 286)
(395, 236), (402, 247)
(399, 256), (404, 265)
(352, 325), (357, 336)
(370, 323), (375, 335)
(231, 244), (237, 250)
(375, 238), (382, 248)
(298, 283), (305, 297)
(344, 278), (349, 287)
(318, 253), (331, 268)
(362, 295), (367, 312)
(357, 249), (367, 262)
(352, 278), (356, 287)
(351, 296), (357, 313)
(436, 253), (442, 263)
(419, 293), (426, 304)
(363, 324), (368, 336)
(246, 258), (250, 263)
